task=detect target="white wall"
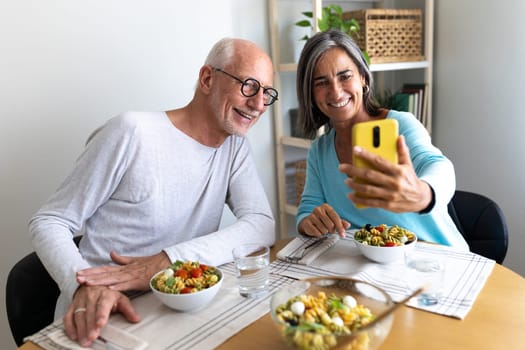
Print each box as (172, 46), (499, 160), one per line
(433, 0), (525, 276)
(0, 1), (275, 348)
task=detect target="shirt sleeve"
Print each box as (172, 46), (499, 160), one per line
(397, 111), (456, 211)
(28, 114), (138, 301)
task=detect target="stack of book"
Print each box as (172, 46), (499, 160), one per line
(391, 83), (428, 126)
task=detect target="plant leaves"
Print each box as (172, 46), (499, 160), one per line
(301, 11), (313, 18)
(295, 20), (311, 27)
(294, 3), (370, 61)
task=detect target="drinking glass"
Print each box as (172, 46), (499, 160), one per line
(232, 244), (270, 298)
(404, 249), (445, 306)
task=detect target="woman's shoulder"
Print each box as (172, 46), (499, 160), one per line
(386, 109), (427, 133)
(311, 128), (335, 148)
(386, 109), (418, 123)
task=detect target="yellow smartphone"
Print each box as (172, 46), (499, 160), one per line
(352, 118), (399, 207)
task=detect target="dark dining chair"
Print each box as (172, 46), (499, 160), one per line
(5, 235), (82, 346)
(447, 190), (509, 264)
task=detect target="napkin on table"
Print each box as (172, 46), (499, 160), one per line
(276, 234), (340, 265)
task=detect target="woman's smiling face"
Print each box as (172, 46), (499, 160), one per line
(312, 47), (366, 126)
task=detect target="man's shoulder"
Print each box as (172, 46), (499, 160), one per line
(112, 111), (164, 128)
(87, 111), (164, 144)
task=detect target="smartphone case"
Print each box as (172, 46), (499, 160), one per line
(352, 118), (399, 207)
(352, 118), (399, 165)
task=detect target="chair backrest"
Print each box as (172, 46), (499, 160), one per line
(5, 235), (82, 346)
(447, 190), (509, 264)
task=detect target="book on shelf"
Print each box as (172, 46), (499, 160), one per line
(390, 84), (428, 124)
(402, 83), (428, 124)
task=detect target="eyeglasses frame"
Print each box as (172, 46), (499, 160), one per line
(213, 67), (278, 106)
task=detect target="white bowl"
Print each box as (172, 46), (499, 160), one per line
(150, 265), (223, 312)
(354, 235), (417, 263)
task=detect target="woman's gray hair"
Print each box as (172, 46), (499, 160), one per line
(296, 30), (381, 139)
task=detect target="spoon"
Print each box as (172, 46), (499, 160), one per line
(364, 287), (424, 328)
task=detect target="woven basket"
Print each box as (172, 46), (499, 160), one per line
(343, 9), (424, 64)
(294, 160), (306, 206)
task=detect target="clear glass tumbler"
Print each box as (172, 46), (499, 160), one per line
(232, 244), (270, 298)
(404, 249), (445, 306)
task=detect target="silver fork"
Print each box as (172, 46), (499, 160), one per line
(285, 235), (329, 263)
(98, 336), (124, 350)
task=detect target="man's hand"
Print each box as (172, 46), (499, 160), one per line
(63, 285), (140, 347)
(340, 135), (432, 213)
(298, 203), (350, 238)
(77, 251), (171, 291)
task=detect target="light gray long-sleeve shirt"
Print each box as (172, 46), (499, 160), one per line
(29, 111), (275, 317)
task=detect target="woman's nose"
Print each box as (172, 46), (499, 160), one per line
(328, 81), (344, 97)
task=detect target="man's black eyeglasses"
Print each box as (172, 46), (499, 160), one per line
(213, 67), (278, 106)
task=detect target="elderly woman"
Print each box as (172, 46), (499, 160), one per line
(295, 30), (468, 250)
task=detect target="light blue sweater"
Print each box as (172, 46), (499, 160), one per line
(297, 110), (468, 250)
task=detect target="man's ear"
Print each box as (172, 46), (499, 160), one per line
(198, 65), (214, 95)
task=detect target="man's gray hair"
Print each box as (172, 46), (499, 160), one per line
(204, 38), (235, 68)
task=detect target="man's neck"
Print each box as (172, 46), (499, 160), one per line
(166, 105), (228, 148)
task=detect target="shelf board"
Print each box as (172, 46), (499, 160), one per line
(281, 136), (312, 149)
(278, 63), (297, 72)
(284, 204), (298, 216)
(370, 60), (430, 72)
(279, 60), (430, 73)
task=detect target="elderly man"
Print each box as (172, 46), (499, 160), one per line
(29, 37), (277, 347)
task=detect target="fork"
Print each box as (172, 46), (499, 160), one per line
(98, 336), (124, 350)
(285, 235), (329, 262)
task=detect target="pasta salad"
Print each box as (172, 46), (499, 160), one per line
(151, 260), (221, 294)
(275, 291), (374, 350)
(354, 224), (416, 247)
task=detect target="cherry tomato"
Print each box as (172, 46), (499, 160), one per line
(191, 268), (203, 278)
(175, 269), (188, 279)
(375, 226), (384, 233)
(384, 242), (397, 247)
(200, 264), (209, 272)
(180, 287), (193, 294)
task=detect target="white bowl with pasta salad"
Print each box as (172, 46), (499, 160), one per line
(150, 260), (223, 312)
(353, 224), (417, 264)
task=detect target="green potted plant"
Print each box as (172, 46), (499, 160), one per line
(295, 4), (369, 63)
(295, 5), (359, 40)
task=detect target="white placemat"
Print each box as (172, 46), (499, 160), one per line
(26, 266), (296, 350)
(274, 236), (495, 319)
(25, 322), (148, 350)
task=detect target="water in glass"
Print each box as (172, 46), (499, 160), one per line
(233, 244), (269, 298)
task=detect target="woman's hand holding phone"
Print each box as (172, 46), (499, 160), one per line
(340, 123), (433, 213)
(350, 119), (398, 208)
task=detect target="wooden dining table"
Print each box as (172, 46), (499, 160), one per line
(20, 239), (525, 350)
